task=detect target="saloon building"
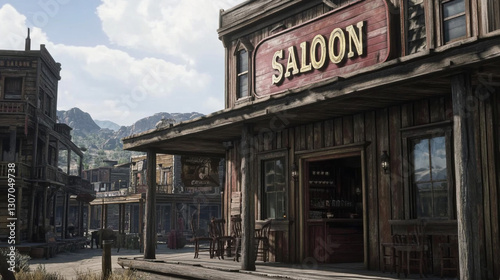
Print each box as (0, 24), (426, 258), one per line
(123, 0), (500, 278)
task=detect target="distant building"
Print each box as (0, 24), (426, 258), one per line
(0, 31), (94, 244)
(86, 154), (222, 243)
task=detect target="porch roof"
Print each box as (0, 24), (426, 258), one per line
(122, 37), (500, 157)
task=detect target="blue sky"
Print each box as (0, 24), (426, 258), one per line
(0, 0), (245, 126)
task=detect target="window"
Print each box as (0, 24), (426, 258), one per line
(4, 77), (23, 100)
(403, 124), (454, 219)
(411, 136), (449, 218)
(442, 0), (467, 43)
(262, 157), (286, 219)
(487, 0), (500, 32)
(237, 49), (249, 99)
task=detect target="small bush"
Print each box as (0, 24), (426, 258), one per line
(0, 248), (31, 272)
(15, 264), (64, 280)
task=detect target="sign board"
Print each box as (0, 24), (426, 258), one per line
(253, 0), (391, 97)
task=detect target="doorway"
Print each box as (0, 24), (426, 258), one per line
(302, 151), (365, 264)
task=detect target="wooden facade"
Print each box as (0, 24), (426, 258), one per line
(124, 0), (500, 278)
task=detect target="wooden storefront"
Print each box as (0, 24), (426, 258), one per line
(124, 0), (500, 278)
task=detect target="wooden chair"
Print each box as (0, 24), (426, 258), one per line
(190, 214), (214, 259)
(230, 215), (242, 262)
(394, 220), (429, 278)
(254, 220), (272, 262)
(381, 234), (402, 276)
(210, 218), (236, 260)
(439, 240), (458, 278)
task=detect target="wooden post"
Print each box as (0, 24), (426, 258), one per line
(451, 72), (483, 279)
(240, 124), (256, 271)
(62, 193), (69, 239)
(144, 149), (157, 259)
(102, 239), (113, 279)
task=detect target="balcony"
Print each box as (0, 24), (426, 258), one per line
(0, 162), (30, 178)
(54, 123), (72, 140)
(0, 101), (35, 117)
(35, 165), (68, 185)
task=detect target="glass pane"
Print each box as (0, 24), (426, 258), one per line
(267, 192), (277, 219)
(430, 136), (447, 180)
(238, 50), (248, 73)
(412, 139), (430, 182)
(444, 15), (466, 42)
(488, 0), (500, 32)
(415, 183), (432, 217)
(276, 192), (284, 218)
(238, 74), (248, 98)
(443, 0), (465, 18)
(433, 182), (448, 217)
(264, 161), (275, 192)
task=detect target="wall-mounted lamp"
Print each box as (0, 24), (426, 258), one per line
(381, 150), (390, 174)
(291, 162), (299, 182)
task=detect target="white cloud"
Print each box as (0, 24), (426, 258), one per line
(0, 3), (228, 125)
(96, 0), (244, 63)
(0, 4), (49, 50)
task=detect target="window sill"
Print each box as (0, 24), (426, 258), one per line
(234, 96), (253, 107)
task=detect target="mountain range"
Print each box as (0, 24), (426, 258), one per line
(56, 108), (204, 169)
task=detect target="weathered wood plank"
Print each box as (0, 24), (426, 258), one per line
(353, 113), (365, 143)
(364, 110), (378, 269)
(313, 122), (323, 149)
(388, 106), (403, 220)
(451, 73), (482, 279)
(376, 108), (391, 270)
(334, 118), (343, 146)
(324, 119), (334, 147)
(342, 116), (354, 145)
(414, 99), (429, 125)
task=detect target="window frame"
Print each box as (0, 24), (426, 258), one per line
(2, 76), (24, 100)
(436, 0), (470, 45)
(233, 38), (254, 103)
(402, 122), (455, 220)
(257, 149), (289, 220)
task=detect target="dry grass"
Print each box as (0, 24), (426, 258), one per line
(11, 265), (148, 280)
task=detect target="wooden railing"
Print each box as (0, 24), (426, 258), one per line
(35, 165), (68, 184)
(0, 101), (36, 117)
(0, 162), (30, 178)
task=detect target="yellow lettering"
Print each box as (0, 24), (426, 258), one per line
(347, 21), (364, 58)
(329, 28), (345, 64)
(299, 41), (312, 73)
(311, 35), (326, 69)
(272, 50), (284, 85)
(285, 46), (300, 78)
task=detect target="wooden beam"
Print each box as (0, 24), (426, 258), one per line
(144, 149), (157, 259)
(451, 72), (482, 279)
(240, 124), (255, 271)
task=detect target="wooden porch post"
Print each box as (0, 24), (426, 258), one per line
(451, 72), (483, 279)
(240, 124), (256, 271)
(144, 149), (157, 259)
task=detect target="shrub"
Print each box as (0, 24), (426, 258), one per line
(0, 248), (30, 273)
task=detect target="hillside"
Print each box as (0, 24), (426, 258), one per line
(57, 108), (204, 169)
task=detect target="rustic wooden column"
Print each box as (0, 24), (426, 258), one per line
(62, 192), (69, 239)
(240, 124), (256, 271)
(451, 72), (482, 279)
(144, 149), (156, 259)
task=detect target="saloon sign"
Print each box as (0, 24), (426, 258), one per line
(253, 0), (391, 97)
